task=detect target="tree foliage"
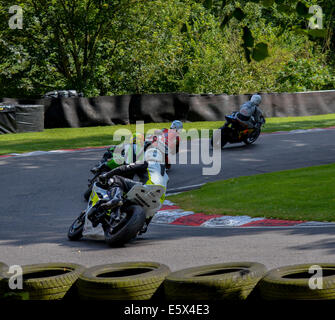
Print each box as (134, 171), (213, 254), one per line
(196, 0), (331, 61)
(0, 0), (334, 97)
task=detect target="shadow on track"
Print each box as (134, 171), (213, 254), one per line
(1, 221), (335, 256)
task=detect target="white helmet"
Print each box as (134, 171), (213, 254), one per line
(144, 148), (164, 163)
(170, 120), (183, 130)
(250, 94), (262, 105)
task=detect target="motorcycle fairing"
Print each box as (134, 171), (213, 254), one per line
(126, 184), (165, 218)
(82, 183), (164, 240)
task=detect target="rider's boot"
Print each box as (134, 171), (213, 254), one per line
(87, 206), (100, 227)
(100, 187), (123, 210)
(139, 216), (153, 235)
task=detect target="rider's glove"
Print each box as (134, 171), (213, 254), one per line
(91, 166), (99, 174)
(98, 173), (109, 185)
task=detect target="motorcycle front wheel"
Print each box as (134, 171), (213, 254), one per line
(104, 205), (146, 247)
(68, 211), (86, 241)
(243, 128), (261, 145)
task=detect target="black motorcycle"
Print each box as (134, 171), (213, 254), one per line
(211, 111), (265, 149)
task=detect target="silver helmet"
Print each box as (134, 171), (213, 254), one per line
(250, 94), (262, 106)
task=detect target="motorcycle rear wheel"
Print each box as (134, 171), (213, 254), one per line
(104, 205), (146, 247)
(67, 211), (86, 241)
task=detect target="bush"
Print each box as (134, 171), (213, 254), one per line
(275, 56), (335, 92)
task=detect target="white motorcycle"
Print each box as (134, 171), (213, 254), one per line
(68, 181), (164, 246)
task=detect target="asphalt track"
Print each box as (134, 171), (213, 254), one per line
(0, 128), (335, 272)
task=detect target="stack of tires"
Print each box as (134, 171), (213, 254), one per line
(1, 261), (335, 300)
(0, 261), (171, 301)
(0, 263), (84, 300)
(256, 263), (335, 300)
(76, 262), (170, 300)
(164, 262), (266, 300)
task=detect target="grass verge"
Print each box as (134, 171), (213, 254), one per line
(168, 163), (335, 222)
(0, 114), (334, 155)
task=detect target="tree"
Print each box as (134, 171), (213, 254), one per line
(198, 0), (329, 62)
(0, 0), (149, 97)
(0, 0), (333, 97)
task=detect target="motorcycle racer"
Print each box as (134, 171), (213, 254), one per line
(97, 147), (169, 234)
(124, 132), (147, 164)
(96, 120), (183, 173)
(91, 133), (146, 175)
(147, 120), (183, 168)
(236, 94), (264, 129)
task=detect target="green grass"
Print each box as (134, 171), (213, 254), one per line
(260, 113), (335, 133)
(168, 163), (335, 222)
(0, 114), (334, 155)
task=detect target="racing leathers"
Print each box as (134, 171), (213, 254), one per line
(98, 161), (169, 233)
(91, 140), (148, 175)
(155, 128), (180, 155)
(237, 101), (264, 129)
(149, 128), (181, 168)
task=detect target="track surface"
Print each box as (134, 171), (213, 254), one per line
(0, 129), (335, 271)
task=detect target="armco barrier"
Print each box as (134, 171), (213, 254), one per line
(0, 104), (44, 134)
(129, 93), (190, 123)
(0, 105), (16, 134)
(42, 95), (131, 128)
(188, 90), (335, 120)
(15, 105), (44, 133)
(1, 90), (335, 129)
(1, 260), (335, 301)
